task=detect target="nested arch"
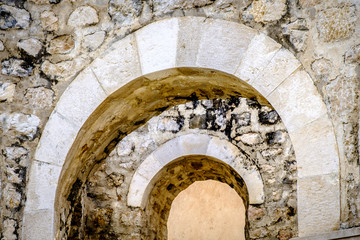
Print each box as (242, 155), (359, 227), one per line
(127, 134), (264, 209)
(143, 155), (250, 240)
(23, 16), (340, 239)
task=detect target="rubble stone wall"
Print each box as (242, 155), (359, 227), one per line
(0, 0), (358, 239)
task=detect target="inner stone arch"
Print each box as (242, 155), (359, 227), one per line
(144, 155), (250, 240)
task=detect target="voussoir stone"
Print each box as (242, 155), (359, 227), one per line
(0, 5), (30, 30)
(68, 6), (99, 27)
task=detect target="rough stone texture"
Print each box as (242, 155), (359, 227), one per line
(63, 98), (297, 239)
(68, 6), (99, 28)
(48, 35), (75, 54)
(109, 0), (143, 26)
(17, 38), (43, 58)
(40, 10), (58, 32)
(245, 0), (287, 23)
(82, 31), (105, 51)
(1, 113), (40, 140)
(317, 6), (356, 42)
(0, 5), (30, 30)
(24, 87), (54, 108)
(1, 58), (33, 77)
(0, 0), (359, 238)
(0, 82), (15, 102)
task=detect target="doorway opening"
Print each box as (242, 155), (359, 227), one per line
(167, 180), (246, 240)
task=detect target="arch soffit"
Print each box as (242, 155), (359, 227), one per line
(127, 133), (264, 209)
(24, 16), (340, 238)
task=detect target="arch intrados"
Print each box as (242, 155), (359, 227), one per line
(24, 16), (340, 239)
(55, 67), (267, 216)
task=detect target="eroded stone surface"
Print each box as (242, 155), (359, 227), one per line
(82, 31), (105, 51)
(48, 35), (75, 54)
(317, 6), (356, 42)
(0, 82), (15, 102)
(246, 0), (287, 23)
(17, 38), (43, 58)
(1, 58), (33, 77)
(0, 5), (30, 30)
(68, 6), (99, 27)
(40, 10), (58, 32)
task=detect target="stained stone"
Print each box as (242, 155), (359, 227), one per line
(1, 58), (33, 77)
(0, 82), (15, 102)
(0, 5), (30, 29)
(17, 38), (43, 57)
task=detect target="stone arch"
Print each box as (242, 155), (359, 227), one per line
(127, 133), (264, 209)
(23, 16), (340, 239)
(144, 155), (250, 240)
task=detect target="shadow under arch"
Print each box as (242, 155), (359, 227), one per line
(143, 155), (250, 240)
(54, 67), (268, 238)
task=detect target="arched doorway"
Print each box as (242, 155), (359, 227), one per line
(23, 17), (340, 239)
(167, 180), (246, 240)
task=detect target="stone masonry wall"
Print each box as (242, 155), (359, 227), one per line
(0, 0), (359, 239)
(69, 97), (297, 240)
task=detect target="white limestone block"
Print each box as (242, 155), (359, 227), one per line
(235, 33), (281, 82)
(298, 173), (340, 236)
(153, 137), (182, 166)
(267, 69), (327, 133)
(90, 34), (142, 95)
(292, 114), (339, 178)
(178, 134), (211, 155)
(127, 172), (151, 208)
(136, 154), (163, 181)
(24, 161), (61, 211)
(196, 19), (257, 74)
(54, 67), (107, 128)
(34, 111), (79, 165)
(136, 18), (179, 74)
(23, 209), (53, 240)
(176, 17), (206, 66)
(206, 137), (240, 165)
(251, 47), (301, 97)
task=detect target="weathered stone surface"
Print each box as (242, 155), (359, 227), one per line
(40, 58), (85, 80)
(248, 205), (265, 221)
(4, 185), (22, 209)
(29, 0), (48, 4)
(4, 146), (28, 167)
(0, 40), (4, 51)
(109, 0), (142, 26)
(345, 44), (360, 64)
(1, 0), (26, 8)
(17, 38), (43, 57)
(68, 6), (99, 27)
(317, 6), (356, 42)
(48, 35), (74, 54)
(238, 132), (262, 145)
(283, 19), (309, 52)
(1, 58), (33, 77)
(0, 5), (30, 29)
(259, 109), (279, 124)
(24, 87), (54, 108)
(3, 218), (17, 240)
(311, 58), (332, 76)
(1, 113), (40, 139)
(0, 82), (15, 102)
(82, 31), (105, 51)
(153, 0), (212, 15)
(246, 0), (287, 23)
(40, 10), (58, 31)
